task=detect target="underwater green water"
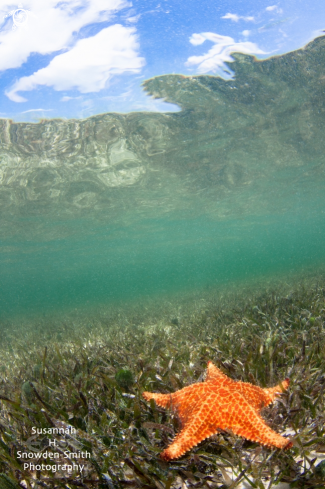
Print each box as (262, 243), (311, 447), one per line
(1, 37), (325, 320)
(1, 209), (324, 318)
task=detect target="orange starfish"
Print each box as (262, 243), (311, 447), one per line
(143, 361), (293, 460)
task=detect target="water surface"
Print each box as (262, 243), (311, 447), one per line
(1, 36), (325, 319)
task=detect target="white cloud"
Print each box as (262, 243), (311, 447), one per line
(0, 0), (130, 71)
(186, 32), (265, 75)
(6, 25), (145, 102)
(222, 13), (240, 22)
(222, 13), (255, 22)
(242, 30), (251, 37)
(266, 5), (283, 13)
(126, 15), (141, 23)
(60, 95), (82, 101)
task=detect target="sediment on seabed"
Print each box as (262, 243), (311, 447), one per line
(0, 273), (325, 488)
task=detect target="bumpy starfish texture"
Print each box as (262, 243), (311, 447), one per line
(143, 361), (293, 460)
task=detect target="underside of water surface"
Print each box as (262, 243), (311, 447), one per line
(1, 36), (325, 320)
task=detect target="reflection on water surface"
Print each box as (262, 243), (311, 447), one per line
(0, 37), (325, 316)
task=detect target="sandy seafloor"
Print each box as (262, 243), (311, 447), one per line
(0, 269), (325, 488)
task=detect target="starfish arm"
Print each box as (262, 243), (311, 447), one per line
(143, 383), (209, 421)
(207, 363), (289, 408)
(224, 391), (293, 451)
(236, 382), (275, 410)
(160, 394), (224, 461)
(263, 378), (290, 401)
(205, 361), (230, 382)
(142, 391), (173, 409)
(225, 378), (290, 411)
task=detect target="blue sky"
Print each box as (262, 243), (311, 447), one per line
(0, 0), (325, 121)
